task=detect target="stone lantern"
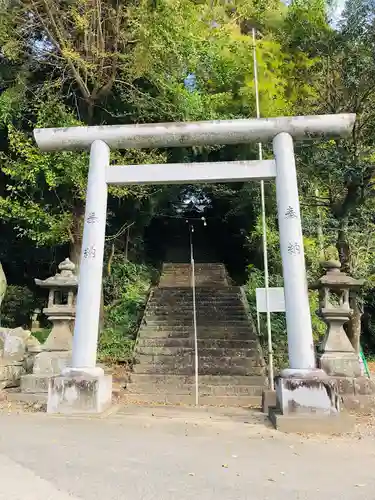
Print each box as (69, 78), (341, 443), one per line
(20, 258), (78, 398)
(313, 260), (363, 378)
(35, 258), (78, 351)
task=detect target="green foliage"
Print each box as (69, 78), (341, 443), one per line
(32, 328), (51, 344)
(245, 265), (326, 371)
(0, 96), (168, 252)
(98, 257), (156, 363)
(0, 285), (39, 328)
(129, 0), (306, 122)
(244, 266), (288, 370)
(1, 0), (375, 361)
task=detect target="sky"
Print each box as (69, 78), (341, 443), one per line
(282, 0), (346, 26)
(330, 0), (346, 26)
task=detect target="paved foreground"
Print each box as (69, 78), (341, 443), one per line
(0, 406), (375, 500)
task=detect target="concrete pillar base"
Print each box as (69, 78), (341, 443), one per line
(47, 371), (112, 414)
(276, 370), (340, 415)
(269, 407), (354, 434)
(269, 370), (354, 434)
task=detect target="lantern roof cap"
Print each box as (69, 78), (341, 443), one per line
(313, 260), (364, 289)
(35, 258), (78, 288)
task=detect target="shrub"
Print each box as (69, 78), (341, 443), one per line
(32, 328), (51, 344)
(98, 257), (156, 363)
(0, 285), (40, 328)
(245, 266), (289, 371)
(244, 265), (325, 372)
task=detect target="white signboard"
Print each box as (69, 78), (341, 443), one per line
(255, 287), (285, 313)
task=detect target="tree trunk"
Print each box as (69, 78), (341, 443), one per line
(70, 238), (82, 271)
(347, 294), (362, 354)
(124, 226), (130, 261)
(0, 261), (7, 310)
(99, 290), (105, 333)
(335, 221), (362, 353)
(315, 188), (325, 260)
(70, 204), (85, 274)
(336, 219), (350, 273)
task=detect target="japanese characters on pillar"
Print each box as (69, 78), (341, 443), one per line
(283, 205), (303, 257)
(273, 132), (316, 372)
(82, 213), (100, 259)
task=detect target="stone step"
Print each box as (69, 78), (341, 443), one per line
(152, 289), (239, 293)
(161, 269), (226, 274)
(144, 318), (249, 325)
(158, 286), (231, 290)
(138, 331), (254, 340)
(149, 295), (242, 301)
(160, 271), (227, 277)
(159, 274), (228, 286)
(123, 393), (262, 407)
(151, 289), (241, 295)
(162, 263), (226, 269)
(126, 382), (263, 396)
(159, 274), (226, 278)
(145, 310), (247, 317)
(146, 307), (246, 313)
(136, 338), (259, 348)
(147, 303), (244, 309)
(140, 324), (253, 331)
(141, 326), (252, 334)
(148, 299), (243, 306)
(140, 325), (253, 331)
(143, 319), (251, 326)
(159, 277), (228, 280)
(136, 346), (261, 358)
(152, 289), (240, 296)
(160, 274), (226, 280)
(147, 300), (244, 306)
(133, 362), (265, 376)
(159, 282), (228, 288)
(144, 315), (248, 322)
(138, 335), (255, 342)
(161, 272), (227, 276)
(150, 295), (242, 302)
(129, 374), (266, 386)
(135, 353), (264, 366)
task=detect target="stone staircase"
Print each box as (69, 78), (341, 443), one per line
(159, 263), (229, 287)
(126, 263), (267, 407)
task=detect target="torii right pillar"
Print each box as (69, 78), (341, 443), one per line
(270, 132), (354, 433)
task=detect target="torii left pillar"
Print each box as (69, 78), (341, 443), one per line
(47, 140), (112, 414)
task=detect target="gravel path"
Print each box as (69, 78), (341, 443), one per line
(0, 404), (375, 499)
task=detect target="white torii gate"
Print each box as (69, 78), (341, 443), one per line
(34, 113), (355, 416)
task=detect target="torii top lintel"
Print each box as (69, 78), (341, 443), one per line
(34, 113), (356, 152)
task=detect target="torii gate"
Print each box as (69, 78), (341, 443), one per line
(34, 114), (355, 427)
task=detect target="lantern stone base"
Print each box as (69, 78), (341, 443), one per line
(47, 371), (112, 414)
(33, 350), (72, 375)
(268, 370), (355, 434)
(333, 375), (375, 410)
(19, 351), (72, 401)
(0, 358), (26, 389)
(21, 374), (50, 394)
(319, 351), (362, 378)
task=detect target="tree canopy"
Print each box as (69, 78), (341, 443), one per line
(1, 0), (375, 359)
